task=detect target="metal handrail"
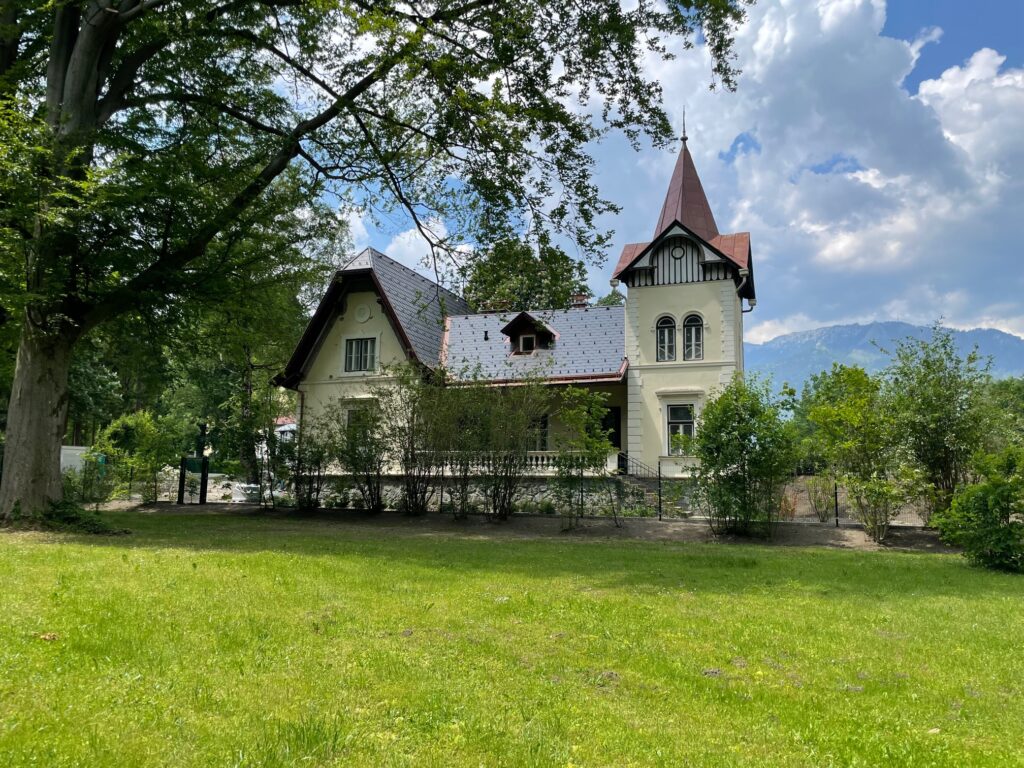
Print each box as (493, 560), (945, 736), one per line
(617, 452), (664, 519)
(617, 451), (657, 479)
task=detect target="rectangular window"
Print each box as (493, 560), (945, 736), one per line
(519, 334), (536, 354)
(657, 327), (675, 361)
(667, 404), (695, 455)
(683, 323), (703, 361)
(344, 338), (376, 372)
(531, 414), (549, 451)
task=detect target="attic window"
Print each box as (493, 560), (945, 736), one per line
(501, 311), (554, 355)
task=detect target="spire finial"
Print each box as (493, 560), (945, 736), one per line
(682, 108), (688, 144)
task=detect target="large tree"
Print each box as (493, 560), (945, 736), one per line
(0, 0), (748, 518)
(463, 238), (589, 312)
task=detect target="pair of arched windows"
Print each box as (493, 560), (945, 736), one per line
(656, 315), (703, 362)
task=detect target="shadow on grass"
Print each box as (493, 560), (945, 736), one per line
(4, 502), (1015, 602)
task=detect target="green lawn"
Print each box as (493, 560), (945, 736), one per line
(1, 510), (1022, 767)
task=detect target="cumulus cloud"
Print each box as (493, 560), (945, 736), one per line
(591, 0), (1024, 340)
(342, 207), (370, 253)
(382, 218), (471, 289)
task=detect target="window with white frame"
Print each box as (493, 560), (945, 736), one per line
(656, 316), (676, 361)
(344, 337), (376, 372)
(519, 334), (536, 354)
(683, 315), (703, 361)
(667, 404), (695, 454)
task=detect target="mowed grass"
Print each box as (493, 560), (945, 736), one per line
(1, 511), (1022, 767)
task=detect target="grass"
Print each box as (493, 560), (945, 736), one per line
(1, 509), (1022, 767)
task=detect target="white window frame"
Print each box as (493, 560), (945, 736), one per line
(519, 334), (536, 354)
(656, 315), (676, 362)
(666, 403), (696, 455)
(344, 336), (377, 373)
(683, 314), (704, 361)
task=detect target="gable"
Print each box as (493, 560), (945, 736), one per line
(303, 289), (408, 382)
(276, 249), (471, 388)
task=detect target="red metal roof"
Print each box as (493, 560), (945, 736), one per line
(654, 141), (719, 242)
(612, 139), (753, 283)
(611, 241), (650, 278)
(708, 232), (750, 270)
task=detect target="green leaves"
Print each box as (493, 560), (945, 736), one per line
(463, 238), (589, 312)
(933, 447), (1024, 572)
(691, 375), (796, 537)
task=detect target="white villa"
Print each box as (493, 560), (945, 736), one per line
(278, 138), (756, 477)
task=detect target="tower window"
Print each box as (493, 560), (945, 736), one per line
(683, 315), (703, 361)
(656, 316), (676, 362)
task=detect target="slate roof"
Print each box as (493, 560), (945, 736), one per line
(276, 248), (469, 387)
(444, 305), (627, 383)
(343, 248), (470, 366)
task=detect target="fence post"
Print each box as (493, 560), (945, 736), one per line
(177, 457), (187, 505)
(199, 456), (209, 505)
(834, 481), (839, 528)
(657, 461), (663, 521)
(438, 462), (445, 515)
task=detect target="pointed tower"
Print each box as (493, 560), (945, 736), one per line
(614, 134), (756, 476)
(652, 136), (719, 243)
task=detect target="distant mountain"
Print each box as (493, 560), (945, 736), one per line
(744, 321), (1024, 388)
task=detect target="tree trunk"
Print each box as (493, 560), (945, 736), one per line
(0, 313), (76, 520)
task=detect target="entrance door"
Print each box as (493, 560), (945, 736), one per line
(602, 406), (622, 450)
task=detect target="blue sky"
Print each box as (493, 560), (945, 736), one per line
(352, 0), (1024, 343)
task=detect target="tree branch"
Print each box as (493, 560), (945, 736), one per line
(95, 35), (170, 123)
(81, 0), (498, 328)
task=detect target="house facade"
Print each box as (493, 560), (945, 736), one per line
(278, 138), (756, 477)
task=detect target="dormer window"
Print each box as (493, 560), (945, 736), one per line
(501, 311), (555, 356)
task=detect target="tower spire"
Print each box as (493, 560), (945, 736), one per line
(652, 130), (719, 242)
(682, 108), (687, 144)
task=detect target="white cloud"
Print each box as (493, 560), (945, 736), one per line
(746, 314), (823, 344)
(383, 219), (447, 274)
(342, 207), (370, 253)
(382, 218), (472, 288)
(592, 0), (1024, 343)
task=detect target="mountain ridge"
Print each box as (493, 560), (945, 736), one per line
(744, 321), (1024, 387)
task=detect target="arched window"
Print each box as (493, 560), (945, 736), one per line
(656, 316), (676, 362)
(683, 314), (704, 360)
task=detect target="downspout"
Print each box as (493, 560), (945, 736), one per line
(737, 268), (757, 314)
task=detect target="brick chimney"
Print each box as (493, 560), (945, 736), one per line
(570, 293), (589, 309)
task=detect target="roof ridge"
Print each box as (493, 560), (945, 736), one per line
(358, 247), (468, 307)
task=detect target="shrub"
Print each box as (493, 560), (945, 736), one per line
(806, 474), (834, 523)
(91, 411), (191, 502)
(41, 500), (127, 535)
(807, 365), (915, 542)
(688, 375), (796, 538)
(933, 450), (1024, 572)
(847, 476), (904, 543)
(778, 489), (797, 521)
